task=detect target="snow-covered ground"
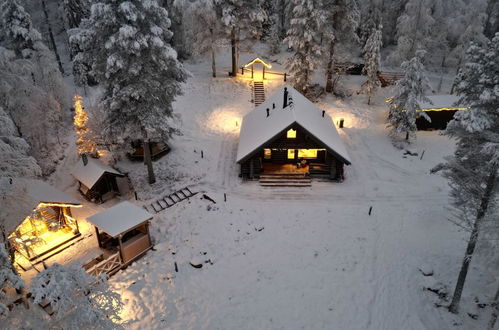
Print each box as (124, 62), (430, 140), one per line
(77, 57), (487, 329)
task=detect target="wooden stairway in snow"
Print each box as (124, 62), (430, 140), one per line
(259, 174), (311, 187)
(253, 81), (265, 106)
(144, 187), (198, 213)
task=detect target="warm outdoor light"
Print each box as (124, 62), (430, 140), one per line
(287, 129), (296, 138)
(73, 94), (97, 155)
(244, 57), (272, 69)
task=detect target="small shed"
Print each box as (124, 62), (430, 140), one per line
(71, 157), (124, 203)
(416, 95), (468, 130)
(86, 201), (153, 270)
(236, 85), (351, 180)
(0, 178), (82, 261)
(127, 140), (170, 161)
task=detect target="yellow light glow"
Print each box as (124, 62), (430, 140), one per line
(298, 149), (323, 158)
(244, 57), (272, 69)
(287, 149), (295, 159)
(385, 97), (469, 112)
(73, 94), (97, 155)
(38, 202), (82, 208)
(287, 129), (296, 138)
(205, 108), (242, 134)
(264, 149), (271, 159)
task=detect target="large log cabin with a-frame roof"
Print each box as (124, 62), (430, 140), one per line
(236, 85), (351, 181)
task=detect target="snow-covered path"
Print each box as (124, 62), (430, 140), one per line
(110, 64), (469, 329)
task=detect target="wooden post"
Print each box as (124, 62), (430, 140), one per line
(263, 66), (265, 80)
(95, 227), (101, 248)
(241, 67), (244, 75)
(251, 65), (254, 79)
(118, 235), (124, 265)
(143, 139), (156, 184)
(284, 73), (287, 82)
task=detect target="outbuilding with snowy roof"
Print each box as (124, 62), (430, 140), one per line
(236, 85), (351, 181)
(71, 157), (125, 204)
(415, 94), (468, 130)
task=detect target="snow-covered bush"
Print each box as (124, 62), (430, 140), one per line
(0, 243), (24, 318)
(30, 263), (124, 329)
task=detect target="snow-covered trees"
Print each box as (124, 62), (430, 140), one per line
(433, 34), (499, 314)
(0, 0), (70, 175)
(284, 0), (324, 93)
(62, 0), (90, 29)
(363, 25), (382, 104)
(187, 0), (221, 77)
(0, 243), (24, 318)
(0, 106), (42, 178)
(31, 263), (123, 329)
(386, 50), (432, 141)
(73, 94), (97, 156)
(215, 0), (267, 76)
(71, 0), (187, 183)
(389, 0), (435, 65)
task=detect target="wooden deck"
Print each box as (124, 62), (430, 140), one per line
(262, 163), (309, 174)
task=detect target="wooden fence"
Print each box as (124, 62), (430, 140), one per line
(86, 252), (121, 277)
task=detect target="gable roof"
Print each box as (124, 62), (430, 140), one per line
(86, 201), (152, 237)
(236, 85), (351, 165)
(71, 158), (123, 189)
(0, 177), (81, 235)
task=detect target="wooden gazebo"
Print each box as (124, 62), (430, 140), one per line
(243, 57), (272, 80)
(85, 201), (153, 276)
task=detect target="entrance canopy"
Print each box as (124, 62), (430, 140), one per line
(244, 57), (272, 69)
(87, 201), (152, 238)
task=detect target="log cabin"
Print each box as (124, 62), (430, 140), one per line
(416, 95), (468, 130)
(236, 85), (351, 181)
(71, 157), (125, 203)
(0, 178), (82, 261)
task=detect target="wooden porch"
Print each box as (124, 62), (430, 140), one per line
(262, 163), (309, 174)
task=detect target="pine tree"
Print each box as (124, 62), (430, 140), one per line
(31, 263), (123, 329)
(62, 0), (90, 29)
(284, 0), (324, 94)
(71, 0), (187, 184)
(433, 34), (499, 314)
(215, 0), (266, 76)
(389, 0), (435, 65)
(363, 25), (382, 105)
(386, 50), (432, 142)
(0, 242), (24, 318)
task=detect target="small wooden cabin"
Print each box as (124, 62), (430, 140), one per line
(71, 157), (124, 204)
(416, 95), (467, 130)
(236, 85), (351, 180)
(85, 201), (153, 275)
(1, 178), (82, 261)
(127, 140), (170, 161)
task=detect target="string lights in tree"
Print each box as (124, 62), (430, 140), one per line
(73, 95), (97, 156)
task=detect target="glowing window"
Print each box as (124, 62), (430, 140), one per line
(264, 149), (271, 159)
(287, 129), (296, 138)
(287, 149), (295, 159)
(298, 149), (319, 158)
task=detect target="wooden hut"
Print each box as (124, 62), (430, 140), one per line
(84, 201), (153, 275)
(416, 95), (468, 130)
(127, 140), (170, 161)
(0, 178), (82, 261)
(236, 85), (351, 182)
(71, 157), (125, 203)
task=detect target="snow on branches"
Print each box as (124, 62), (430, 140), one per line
(363, 25), (382, 104)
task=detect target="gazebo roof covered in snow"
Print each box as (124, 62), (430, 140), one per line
(0, 177), (81, 235)
(71, 158), (123, 189)
(236, 85), (351, 165)
(86, 201), (152, 238)
(419, 95), (467, 111)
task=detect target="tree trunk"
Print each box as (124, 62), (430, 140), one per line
(41, 0), (64, 74)
(368, 94), (371, 105)
(325, 42), (335, 93)
(211, 46), (216, 78)
(143, 139), (156, 184)
(488, 284), (499, 330)
(448, 164), (498, 314)
(230, 28), (237, 77)
(405, 131), (409, 140)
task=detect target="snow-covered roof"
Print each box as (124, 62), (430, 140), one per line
(419, 95), (467, 110)
(71, 158), (123, 189)
(86, 201), (152, 238)
(0, 177), (81, 234)
(236, 85), (351, 165)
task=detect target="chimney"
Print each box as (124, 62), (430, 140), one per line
(82, 153), (88, 166)
(322, 110), (325, 118)
(283, 87), (288, 108)
(266, 108), (270, 117)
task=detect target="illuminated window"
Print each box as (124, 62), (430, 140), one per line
(264, 149), (271, 159)
(287, 149), (295, 159)
(298, 149), (319, 158)
(287, 129), (296, 138)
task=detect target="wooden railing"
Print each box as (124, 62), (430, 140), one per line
(86, 252), (121, 277)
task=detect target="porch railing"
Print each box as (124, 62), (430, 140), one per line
(86, 252), (121, 277)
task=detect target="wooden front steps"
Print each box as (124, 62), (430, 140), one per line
(253, 81), (265, 106)
(259, 173), (311, 187)
(145, 187), (198, 214)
